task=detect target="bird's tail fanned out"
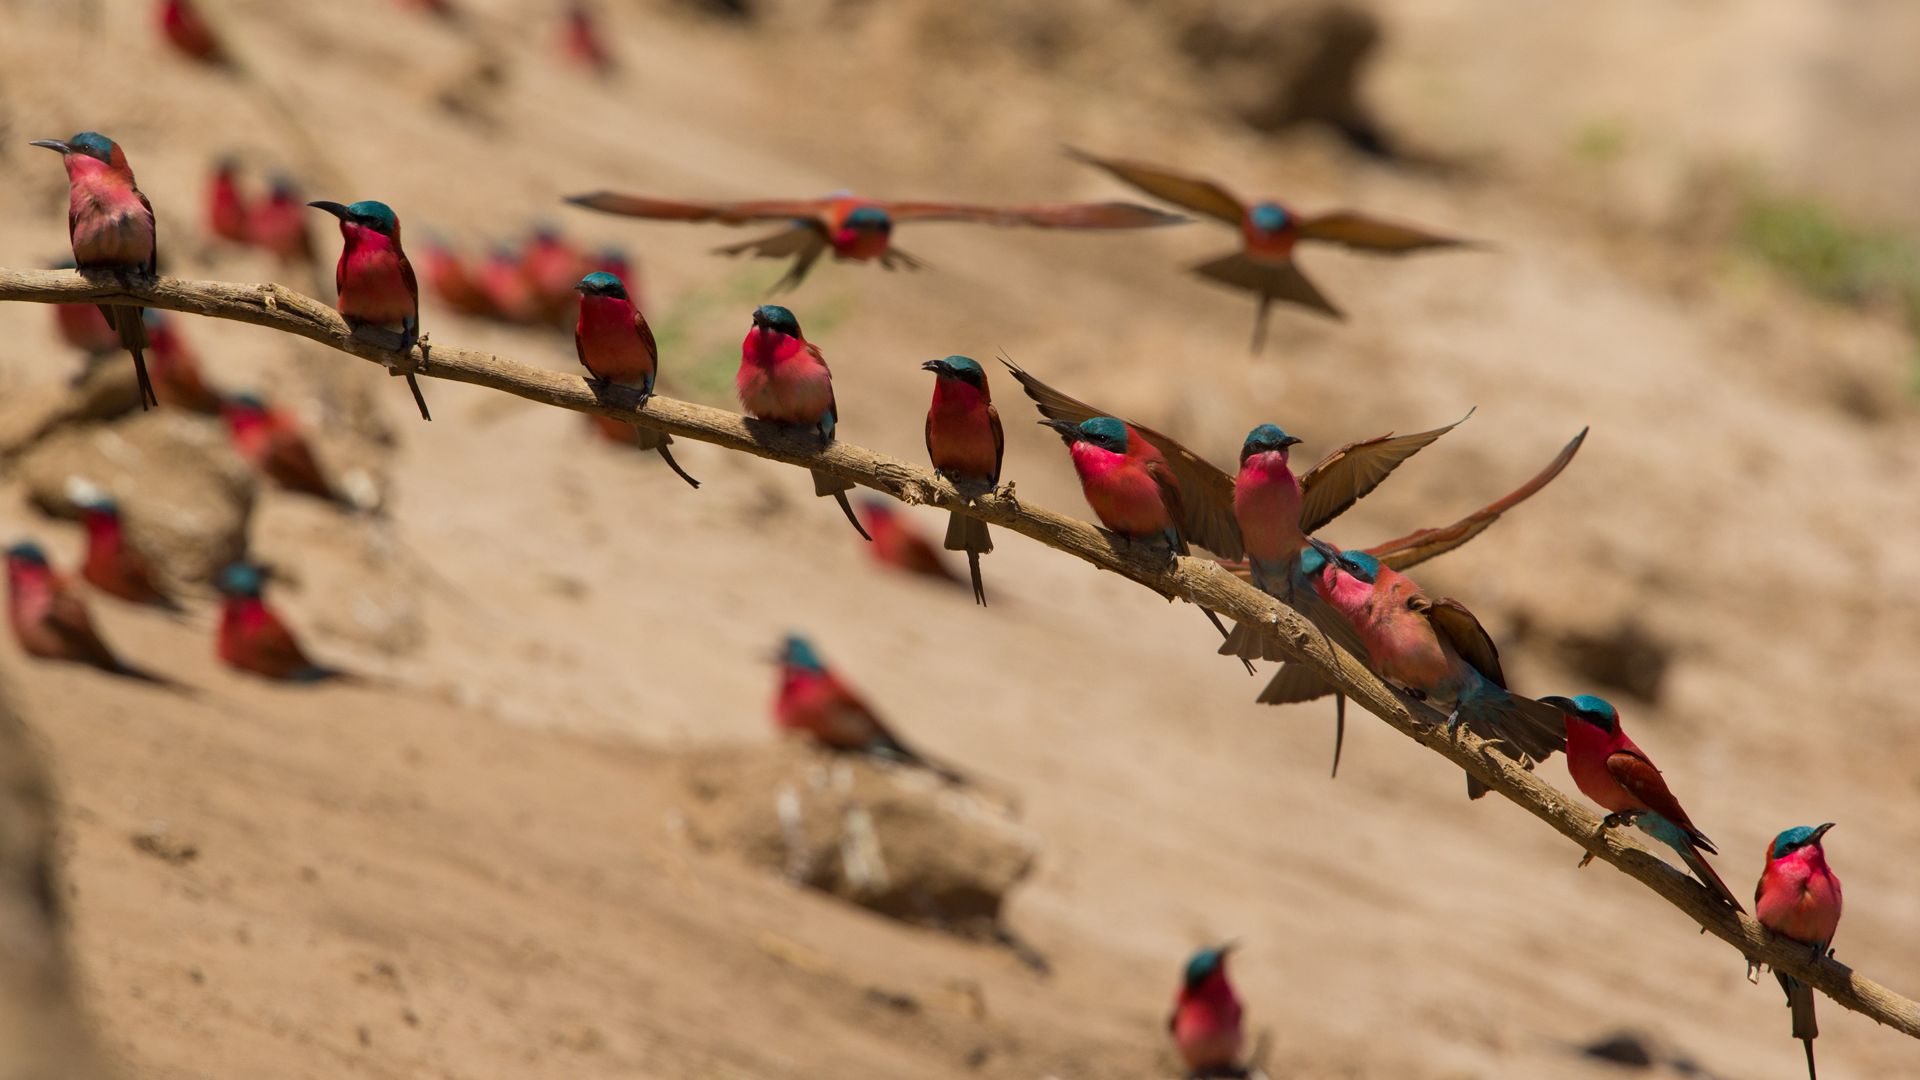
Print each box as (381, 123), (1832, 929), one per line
(715, 227), (827, 294)
(1189, 251), (1343, 352)
(943, 510), (992, 606)
(108, 305), (158, 409)
(814, 471), (872, 541)
(635, 428), (701, 489)
(1777, 971), (1819, 1078)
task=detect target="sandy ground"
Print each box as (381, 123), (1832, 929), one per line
(1, 1), (1917, 1077)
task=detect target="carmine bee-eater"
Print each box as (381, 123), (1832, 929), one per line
(72, 494), (183, 612)
(5, 541), (166, 683)
(922, 355), (1003, 606)
(159, 0), (228, 66)
(1755, 823), (1842, 1080)
(1540, 694), (1742, 910)
(206, 158), (251, 245)
(561, 2), (616, 74)
(567, 190), (1184, 293)
(1042, 415), (1245, 666)
(249, 175), (315, 269)
(1169, 945), (1246, 1079)
(221, 393), (347, 506)
(525, 226), (586, 324)
(1246, 428), (1588, 777)
(144, 311), (223, 414)
(33, 132), (160, 409)
(737, 305), (870, 539)
(479, 245), (541, 324)
(1307, 542), (1564, 796)
(308, 199), (433, 421)
(421, 237), (497, 318)
(855, 499), (965, 590)
(573, 272), (698, 488)
(774, 634), (963, 782)
(214, 562), (348, 683)
(1068, 148), (1475, 350)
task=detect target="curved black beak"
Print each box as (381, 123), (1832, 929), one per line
(1537, 696), (1576, 713)
(1279, 434), (1303, 448)
(29, 139), (72, 155)
(920, 359), (948, 375)
(1040, 418), (1084, 442)
(751, 308), (773, 329)
(1307, 536), (1343, 564)
(307, 200), (349, 219)
(1812, 822), (1836, 842)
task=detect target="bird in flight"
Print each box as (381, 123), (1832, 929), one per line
(564, 190), (1185, 292)
(1067, 147), (1476, 350)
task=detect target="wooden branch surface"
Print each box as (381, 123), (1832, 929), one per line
(2, 267), (1913, 1040)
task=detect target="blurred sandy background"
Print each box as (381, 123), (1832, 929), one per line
(1, 0), (1917, 1077)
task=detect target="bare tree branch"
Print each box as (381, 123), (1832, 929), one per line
(2, 266), (1915, 1042)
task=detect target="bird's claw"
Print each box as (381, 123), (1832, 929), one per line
(993, 480), (1017, 504)
(1442, 704), (1463, 735)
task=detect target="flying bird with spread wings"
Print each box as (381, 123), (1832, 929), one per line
(564, 190), (1186, 292)
(1067, 147), (1478, 350)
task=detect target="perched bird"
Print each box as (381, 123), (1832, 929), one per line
(158, 0), (228, 66)
(214, 562), (348, 682)
(1041, 415), (1244, 665)
(1541, 694), (1742, 910)
(1755, 823), (1843, 1080)
(773, 634), (962, 782)
(1245, 428), (1588, 776)
(922, 355), (1003, 605)
(308, 199), (432, 421)
(1169, 945), (1247, 1079)
(524, 226), (586, 324)
(1231, 424), (1307, 596)
(478, 245), (541, 324)
(420, 237), (497, 318)
(855, 500), (965, 589)
(33, 132), (159, 409)
(560, 2), (615, 75)
(1068, 148), (1475, 349)
(205, 158), (251, 245)
(220, 393), (347, 506)
(1005, 358), (1464, 563)
(144, 311), (223, 414)
(567, 190), (1185, 292)
(5, 541), (165, 682)
(573, 272), (698, 488)
(249, 175), (316, 269)
(1306, 543), (1564, 796)
(736, 305), (869, 539)
(73, 494), (182, 612)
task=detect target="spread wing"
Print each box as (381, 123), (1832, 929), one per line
(1298, 211), (1476, 254)
(565, 193), (832, 226)
(1298, 410), (1471, 535)
(1425, 597), (1505, 688)
(1001, 357), (1241, 558)
(1369, 427), (1586, 571)
(881, 200), (1186, 229)
(1605, 749), (1705, 843)
(1063, 147), (1246, 225)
